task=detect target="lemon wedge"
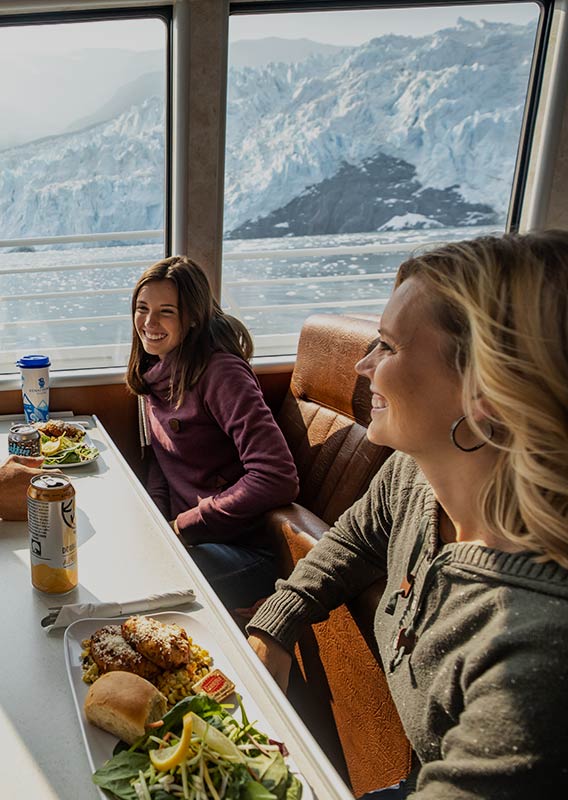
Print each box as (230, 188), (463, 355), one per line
(150, 713), (193, 771)
(189, 713), (245, 763)
(41, 438), (61, 456)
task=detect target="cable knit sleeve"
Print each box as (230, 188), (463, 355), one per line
(176, 356), (299, 543)
(246, 455), (396, 652)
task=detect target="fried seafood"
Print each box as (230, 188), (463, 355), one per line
(81, 616), (213, 709)
(35, 419), (85, 441)
(121, 615), (190, 670)
(90, 624), (160, 680)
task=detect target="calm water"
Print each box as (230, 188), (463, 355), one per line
(0, 226), (498, 355)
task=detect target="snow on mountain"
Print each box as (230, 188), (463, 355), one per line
(224, 19), (535, 233)
(0, 97), (164, 240)
(66, 71), (165, 134)
(0, 20), (536, 244)
(378, 213), (444, 231)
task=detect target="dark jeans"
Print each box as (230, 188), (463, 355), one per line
(188, 542), (277, 609)
(358, 782), (408, 799)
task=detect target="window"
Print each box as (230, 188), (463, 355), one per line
(223, 3), (540, 357)
(0, 13), (168, 374)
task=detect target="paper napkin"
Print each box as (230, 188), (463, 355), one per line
(41, 588), (196, 632)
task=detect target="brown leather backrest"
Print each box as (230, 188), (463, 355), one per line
(277, 313), (392, 525)
(269, 315), (411, 795)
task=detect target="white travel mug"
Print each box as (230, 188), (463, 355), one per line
(16, 355), (51, 423)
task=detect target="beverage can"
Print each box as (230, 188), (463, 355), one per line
(16, 354), (50, 423)
(27, 473), (77, 594)
(8, 423), (41, 457)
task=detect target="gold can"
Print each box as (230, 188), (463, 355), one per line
(27, 473), (77, 594)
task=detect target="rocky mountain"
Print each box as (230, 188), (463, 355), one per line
(0, 97), (164, 241)
(224, 19), (535, 236)
(229, 36), (348, 68)
(227, 150), (497, 239)
(0, 48), (163, 151)
(0, 20), (536, 244)
(66, 71), (165, 134)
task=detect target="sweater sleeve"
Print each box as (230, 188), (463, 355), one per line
(246, 456), (395, 652)
(145, 446), (171, 519)
(410, 613), (568, 799)
(176, 356), (299, 543)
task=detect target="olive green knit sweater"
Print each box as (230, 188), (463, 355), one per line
(248, 452), (568, 799)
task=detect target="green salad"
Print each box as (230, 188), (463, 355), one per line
(40, 431), (99, 465)
(93, 694), (303, 800)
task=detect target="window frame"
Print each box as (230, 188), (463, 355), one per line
(0, 3), (173, 386)
(0, 0), (564, 387)
(228, 0), (553, 235)
(221, 0), (553, 358)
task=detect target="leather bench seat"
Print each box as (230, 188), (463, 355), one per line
(266, 313), (412, 797)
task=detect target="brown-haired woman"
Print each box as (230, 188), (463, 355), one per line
(247, 231), (568, 798)
(127, 256), (298, 608)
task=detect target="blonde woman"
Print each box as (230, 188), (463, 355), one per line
(247, 231), (568, 798)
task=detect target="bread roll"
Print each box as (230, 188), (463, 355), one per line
(84, 671), (167, 744)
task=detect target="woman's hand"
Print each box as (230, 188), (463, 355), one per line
(247, 631), (292, 693)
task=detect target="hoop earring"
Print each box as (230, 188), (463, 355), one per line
(450, 415), (494, 452)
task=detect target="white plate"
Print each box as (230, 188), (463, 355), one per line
(64, 611), (313, 800)
(40, 427), (99, 469)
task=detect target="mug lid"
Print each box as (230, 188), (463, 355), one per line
(16, 355), (51, 368)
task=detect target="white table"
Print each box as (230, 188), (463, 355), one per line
(0, 415), (354, 800)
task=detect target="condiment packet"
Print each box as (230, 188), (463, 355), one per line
(41, 589), (196, 633)
(192, 668), (235, 702)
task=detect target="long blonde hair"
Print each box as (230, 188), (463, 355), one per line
(396, 231), (568, 567)
(126, 256), (253, 408)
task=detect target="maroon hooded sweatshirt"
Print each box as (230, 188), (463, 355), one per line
(143, 350), (299, 545)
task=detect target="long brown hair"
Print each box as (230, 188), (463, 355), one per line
(396, 230), (568, 567)
(126, 255), (253, 408)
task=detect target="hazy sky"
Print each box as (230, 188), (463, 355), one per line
(0, 3), (539, 55)
(230, 3), (540, 44)
(0, 17), (165, 55)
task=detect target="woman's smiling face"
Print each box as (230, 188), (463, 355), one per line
(134, 279), (183, 359)
(356, 276), (464, 457)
